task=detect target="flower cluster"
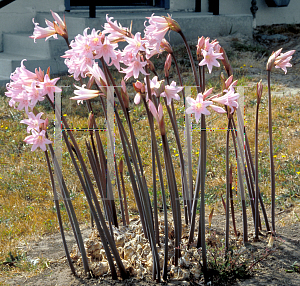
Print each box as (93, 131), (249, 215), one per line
(61, 14), (183, 94)
(197, 36), (223, 73)
(5, 60), (59, 151)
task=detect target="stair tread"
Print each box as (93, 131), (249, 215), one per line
(0, 53), (45, 60)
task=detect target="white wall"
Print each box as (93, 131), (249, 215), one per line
(0, 0), (64, 51)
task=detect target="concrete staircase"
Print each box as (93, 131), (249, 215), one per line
(0, 10), (253, 86)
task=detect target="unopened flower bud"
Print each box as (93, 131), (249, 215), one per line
(87, 76), (95, 89)
(154, 80), (165, 97)
(121, 78), (129, 109)
(146, 59), (156, 74)
(119, 158), (124, 173)
(165, 14), (181, 33)
(133, 80), (145, 94)
(88, 112), (94, 132)
(266, 48), (282, 71)
(35, 67), (45, 82)
(164, 54), (172, 78)
(160, 39), (173, 54)
(196, 36), (205, 61)
(149, 100), (165, 135)
(40, 118), (49, 131)
(219, 47), (233, 76)
(256, 80), (263, 104)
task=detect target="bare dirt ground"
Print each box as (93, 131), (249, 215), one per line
(1, 24), (300, 285)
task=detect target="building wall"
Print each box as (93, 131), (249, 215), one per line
(0, 0), (64, 52)
(217, 0), (299, 26)
(170, 0), (195, 11)
(171, 0), (300, 26)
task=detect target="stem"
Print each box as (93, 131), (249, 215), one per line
(200, 114), (207, 278)
(229, 165), (238, 237)
(44, 150), (76, 275)
(178, 31), (200, 92)
(225, 118), (230, 251)
(267, 70), (276, 235)
(255, 99), (260, 239)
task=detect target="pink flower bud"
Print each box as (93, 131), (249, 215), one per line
(165, 14), (181, 33)
(164, 54), (172, 78)
(196, 36), (205, 61)
(160, 39), (173, 54)
(133, 80), (145, 93)
(257, 80), (263, 104)
(149, 100), (165, 135)
(121, 78), (129, 108)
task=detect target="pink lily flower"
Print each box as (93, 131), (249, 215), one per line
(124, 32), (146, 57)
(70, 84), (100, 104)
(103, 14), (131, 41)
(107, 50), (122, 71)
(24, 81), (45, 107)
(121, 55), (148, 80)
(20, 112), (45, 133)
(87, 62), (107, 95)
(212, 89), (239, 114)
(15, 90), (34, 114)
(148, 100), (165, 135)
(30, 10), (67, 42)
(95, 36), (118, 64)
(186, 93), (213, 123)
(145, 76), (162, 97)
(274, 50), (295, 74)
(24, 129), (52, 152)
(40, 74), (62, 102)
(267, 48), (295, 74)
(160, 81), (183, 105)
(199, 47), (223, 73)
(30, 18), (57, 42)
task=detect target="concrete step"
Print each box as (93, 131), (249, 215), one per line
(36, 11), (253, 44)
(0, 10), (252, 87)
(0, 53), (68, 85)
(3, 33), (68, 58)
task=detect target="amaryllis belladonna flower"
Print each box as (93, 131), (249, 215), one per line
(24, 129), (52, 152)
(266, 48), (295, 74)
(20, 112), (45, 133)
(70, 84), (100, 104)
(186, 93), (213, 123)
(199, 47), (223, 74)
(160, 81), (183, 105)
(212, 89), (239, 114)
(30, 10), (67, 42)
